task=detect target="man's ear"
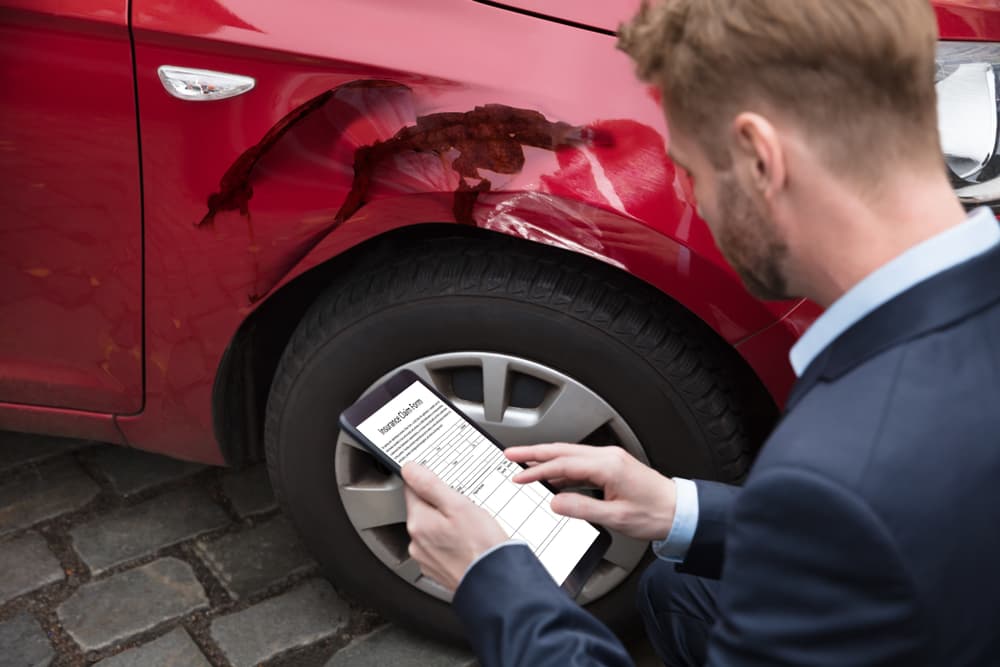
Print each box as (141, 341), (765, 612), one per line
(730, 112), (786, 200)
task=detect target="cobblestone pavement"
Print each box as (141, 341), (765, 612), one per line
(0, 431), (659, 666)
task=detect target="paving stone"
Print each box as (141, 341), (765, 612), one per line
(57, 557), (208, 651)
(0, 531), (64, 603)
(326, 625), (476, 667)
(69, 486), (230, 574)
(211, 579), (349, 667)
(0, 431), (90, 472)
(194, 515), (315, 600)
(93, 627), (210, 667)
(0, 459), (100, 537)
(0, 613), (54, 667)
(92, 446), (206, 497)
(220, 464), (277, 518)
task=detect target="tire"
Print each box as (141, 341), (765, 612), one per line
(264, 235), (773, 643)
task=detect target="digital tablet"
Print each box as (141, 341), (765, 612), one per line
(339, 368), (611, 598)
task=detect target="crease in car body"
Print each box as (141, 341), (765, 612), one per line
(197, 80), (647, 305)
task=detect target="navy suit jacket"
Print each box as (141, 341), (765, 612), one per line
(453, 240), (1000, 666)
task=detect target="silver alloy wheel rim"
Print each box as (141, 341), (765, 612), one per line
(335, 352), (650, 604)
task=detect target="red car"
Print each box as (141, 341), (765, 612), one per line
(1, 0), (996, 640)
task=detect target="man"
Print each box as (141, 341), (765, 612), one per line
(402, 0), (1000, 664)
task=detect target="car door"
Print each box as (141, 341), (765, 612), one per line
(0, 0), (143, 413)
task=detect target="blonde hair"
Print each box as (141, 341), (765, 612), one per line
(618, 0), (941, 174)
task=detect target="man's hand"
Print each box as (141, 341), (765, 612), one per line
(401, 462), (510, 592)
(506, 444), (677, 541)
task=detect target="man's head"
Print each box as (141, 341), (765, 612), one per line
(618, 0), (944, 302)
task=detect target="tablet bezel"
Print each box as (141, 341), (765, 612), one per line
(339, 367), (612, 599)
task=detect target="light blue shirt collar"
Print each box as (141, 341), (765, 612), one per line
(790, 207), (1000, 377)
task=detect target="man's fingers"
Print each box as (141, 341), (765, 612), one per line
(510, 450), (601, 489)
(549, 492), (618, 526)
(505, 443), (590, 464)
(511, 455), (606, 486)
(401, 462), (461, 511)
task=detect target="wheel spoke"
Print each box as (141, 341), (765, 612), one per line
(393, 557), (423, 584)
(530, 381), (615, 444)
(398, 360), (444, 393)
(340, 433), (367, 452)
(603, 532), (646, 570)
(480, 356), (511, 422)
(339, 478), (407, 530)
(578, 562), (628, 604)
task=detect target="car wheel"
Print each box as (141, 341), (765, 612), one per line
(264, 236), (771, 642)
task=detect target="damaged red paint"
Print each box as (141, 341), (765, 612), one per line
(201, 83), (592, 231)
(338, 103), (590, 225)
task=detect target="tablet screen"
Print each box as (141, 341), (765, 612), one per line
(357, 379), (601, 585)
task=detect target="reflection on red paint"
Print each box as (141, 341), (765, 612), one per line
(135, 0), (261, 35)
(542, 119), (694, 237)
(934, 2), (1000, 40)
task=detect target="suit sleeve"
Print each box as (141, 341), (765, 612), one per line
(452, 544), (634, 667)
(706, 466), (923, 666)
(675, 480), (741, 579)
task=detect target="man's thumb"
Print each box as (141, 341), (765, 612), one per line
(401, 463), (455, 510)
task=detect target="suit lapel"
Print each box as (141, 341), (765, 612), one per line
(784, 346), (832, 412)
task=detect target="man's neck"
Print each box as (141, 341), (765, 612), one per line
(792, 174), (968, 308)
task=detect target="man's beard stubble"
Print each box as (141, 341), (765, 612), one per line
(714, 172), (792, 301)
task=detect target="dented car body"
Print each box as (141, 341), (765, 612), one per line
(2, 0), (998, 639)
